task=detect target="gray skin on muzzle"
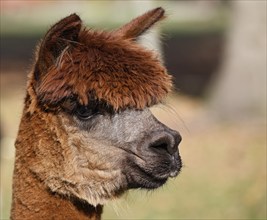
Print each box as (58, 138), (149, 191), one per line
(74, 108), (182, 189)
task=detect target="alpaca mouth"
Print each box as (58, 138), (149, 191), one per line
(153, 151), (182, 179)
(169, 152), (182, 178)
(153, 161), (182, 180)
(169, 169), (179, 178)
(126, 152), (182, 190)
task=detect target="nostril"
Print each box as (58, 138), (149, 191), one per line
(150, 137), (170, 153)
(149, 131), (182, 155)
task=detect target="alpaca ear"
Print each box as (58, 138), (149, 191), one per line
(114, 7), (165, 40)
(34, 14), (82, 81)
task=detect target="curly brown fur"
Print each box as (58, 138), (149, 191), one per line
(11, 8), (182, 220)
(35, 10), (171, 110)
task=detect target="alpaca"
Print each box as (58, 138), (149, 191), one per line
(11, 7), (182, 220)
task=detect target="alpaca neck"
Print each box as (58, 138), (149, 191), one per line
(11, 165), (102, 220)
(11, 99), (103, 219)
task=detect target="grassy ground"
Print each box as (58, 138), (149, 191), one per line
(1, 71), (266, 219)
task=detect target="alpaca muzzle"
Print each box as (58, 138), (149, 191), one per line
(148, 129), (182, 177)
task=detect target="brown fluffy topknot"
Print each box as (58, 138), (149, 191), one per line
(34, 8), (172, 111)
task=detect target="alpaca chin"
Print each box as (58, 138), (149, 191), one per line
(45, 172), (126, 207)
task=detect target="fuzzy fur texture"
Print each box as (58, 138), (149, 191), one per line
(35, 9), (172, 110)
(11, 104), (103, 219)
(11, 7), (176, 220)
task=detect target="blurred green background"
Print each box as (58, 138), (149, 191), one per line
(0, 1), (266, 219)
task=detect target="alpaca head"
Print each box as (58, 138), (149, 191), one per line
(26, 8), (182, 207)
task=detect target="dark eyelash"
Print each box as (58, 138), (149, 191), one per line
(61, 96), (115, 119)
(75, 104), (99, 120)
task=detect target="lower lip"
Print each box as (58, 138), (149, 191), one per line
(169, 169), (179, 178)
(169, 153), (182, 178)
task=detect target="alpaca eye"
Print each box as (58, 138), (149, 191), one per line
(75, 105), (98, 120)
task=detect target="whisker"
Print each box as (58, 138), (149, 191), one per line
(118, 147), (146, 163)
(153, 103), (191, 136)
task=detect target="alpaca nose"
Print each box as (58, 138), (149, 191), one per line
(149, 130), (182, 155)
